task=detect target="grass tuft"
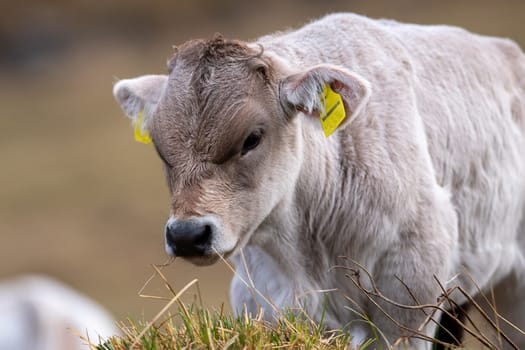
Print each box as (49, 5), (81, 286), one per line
(95, 305), (353, 350)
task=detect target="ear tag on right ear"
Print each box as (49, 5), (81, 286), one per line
(133, 110), (152, 144)
(319, 84), (346, 137)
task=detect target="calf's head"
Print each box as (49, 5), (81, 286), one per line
(113, 37), (370, 265)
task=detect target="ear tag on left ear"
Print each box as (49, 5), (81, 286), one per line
(133, 110), (152, 144)
(319, 84), (346, 137)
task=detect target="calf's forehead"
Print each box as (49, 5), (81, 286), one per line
(151, 73), (261, 148)
(149, 37), (282, 160)
(151, 63), (272, 148)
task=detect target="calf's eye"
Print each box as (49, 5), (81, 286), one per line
(241, 130), (263, 156)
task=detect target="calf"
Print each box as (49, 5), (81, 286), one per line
(113, 13), (525, 349)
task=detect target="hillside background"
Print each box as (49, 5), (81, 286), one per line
(1, 0), (524, 322)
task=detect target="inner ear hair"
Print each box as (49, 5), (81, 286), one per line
(245, 44), (273, 83)
(112, 74), (168, 122)
(280, 71), (325, 114)
(248, 57), (271, 84)
(279, 64), (371, 127)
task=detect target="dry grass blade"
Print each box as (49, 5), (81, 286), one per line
(335, 256), (524, 349)
(215, 247), (282, 316)
(137, 258), (175, 301)
(129, 278), (199, 349)
(73, 328), (97, 350)
(463, 272), (525, 338)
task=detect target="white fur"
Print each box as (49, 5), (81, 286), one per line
(0, 275), (117, 350)
(241, 14), (525, 349)
(349, 324), (370, 348)
(113, 75), (167, 129)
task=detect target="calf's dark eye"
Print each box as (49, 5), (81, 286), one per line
(241, 131), (262, 156)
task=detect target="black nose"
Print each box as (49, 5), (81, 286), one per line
(165, 219), (213, 256)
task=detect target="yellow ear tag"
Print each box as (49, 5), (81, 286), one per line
(133, 110), (152, 144)
(319, 84), (346, 137)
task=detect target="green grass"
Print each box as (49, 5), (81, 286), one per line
(93, 304), (361, 350)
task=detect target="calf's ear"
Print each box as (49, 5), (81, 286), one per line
(279, 64), (371, 132)
(112, 75), (168, 124)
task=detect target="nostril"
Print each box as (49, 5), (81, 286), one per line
(195, 224), (212, 247)
(165, 225), (176, 246)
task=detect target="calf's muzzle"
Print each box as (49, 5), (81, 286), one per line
(165, 218), (214, 257)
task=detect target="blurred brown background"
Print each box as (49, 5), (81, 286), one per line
(1, 0), (524, 323)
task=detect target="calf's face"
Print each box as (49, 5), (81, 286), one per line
(113, 38), (370, 265)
